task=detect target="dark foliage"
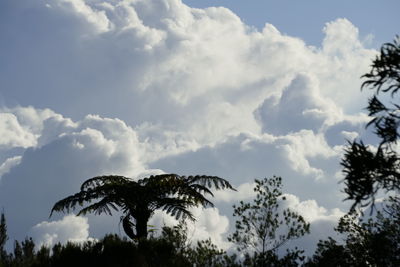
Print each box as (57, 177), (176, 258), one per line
(341, 36), (400, 210)
(51, 174), (234, 243)
(342, 141), (400, 210)
(0, 176), (315, 267)
(306, 197), (400, 267)
(0, 212), (7, 264)
(362, 36), (400, 96)
(0, 215), (233, 267)
(228, 176), (310, 266)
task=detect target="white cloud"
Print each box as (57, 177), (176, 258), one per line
(214, 182), (256, 203)
(1, 0), (376, 147)
(255, 73), (342, 135)
(0, 156), (21, 180)
(30, 215), (93, 248)
(188, 207), (230, 249)
(316, 19), (376, 112)
(0, 111), (147, 242)
(282, 194), (344, 223)
(0, 0), (380, 256)
(0, 113), (37, 149)
(150, 207), (231, 250)
(279, 193), (344, 255)
(151, 132), (347, 213)
(58, 0), (111, 33)
(323, 18), (363, 57)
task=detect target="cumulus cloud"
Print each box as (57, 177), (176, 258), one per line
(56, 0), (112, 33)
(189, 207), (230, 249)
(323, 18), (363, 57)
(151, 132), (350, 223)
(214, 182), (256, 203)
(0, 0), (379, 256)
(0, 113), (37, 149)
(278, 194), (344, 256)
(30, 215), (92, 248)
(149, 207), (231, 250)
(0, 156), (21, 180)
(0, 0), (375, 146)
(256, 74), (341, 135)
(283, 194), (344, 224)
(0, 111), (147, 242)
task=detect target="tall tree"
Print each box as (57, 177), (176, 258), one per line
(341, 36), (400, 210)
(51, 174), (234, 243)
(306, 196), (400, 267)
(0, 212), (8, 264)
(228, 176), (310, 266)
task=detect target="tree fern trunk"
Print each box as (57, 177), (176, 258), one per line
(136, 216), (149, 241)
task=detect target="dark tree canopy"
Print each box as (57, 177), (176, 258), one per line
(51, 174), (235, 243)
(0, 215), (233, 267)
(306, 196), (400, 267)
(228, 176), (310, 266)
(0, 212), (7, 263)
(362, 36), (400, 97)
(341, 36), (400, 210)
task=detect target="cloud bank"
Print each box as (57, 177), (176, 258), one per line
(0, 0), (377, 255)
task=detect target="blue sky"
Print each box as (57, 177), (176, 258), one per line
(183, 0), (399, 47)
(0, 0), (397, 256)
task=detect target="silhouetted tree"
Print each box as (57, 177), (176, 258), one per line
(341, 36), (400, 210)
(12, 241), (23, 266)
(0, 212), (262, 266)
(51, 174), (234, 245)
(187, 238), (227, 267)
(306, 196), (400, 266)
(305, 237), (352, 267)
(158, 221), (232, 267)
(228, 176), (310, 266)
(0, 212), (9, 267)
(33, 246), (50, 267)
(0, 212), (7, 263)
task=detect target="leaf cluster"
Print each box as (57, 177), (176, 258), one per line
(228, 176), (310, 265)
(306, 197), (400, 266)
(341, 141), (400, 210)
(362, 36), (400, 96)
(0, 215), (232, 267)
(342, 36), (400, 210)
(51, 174), (233, 222)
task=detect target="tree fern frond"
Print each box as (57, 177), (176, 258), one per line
(160, 200), (195, 221)
(80, 175), (132, 191)
(50, 191), (88, 217)
(77, 197), (118, 216)
(188, 184), (214, 196)
(51, 173), (235, 241)
(186, 175), (235, 191)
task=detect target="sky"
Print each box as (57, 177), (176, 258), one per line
(183, 0), (399, 48)
(0, 0), (398, 256)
